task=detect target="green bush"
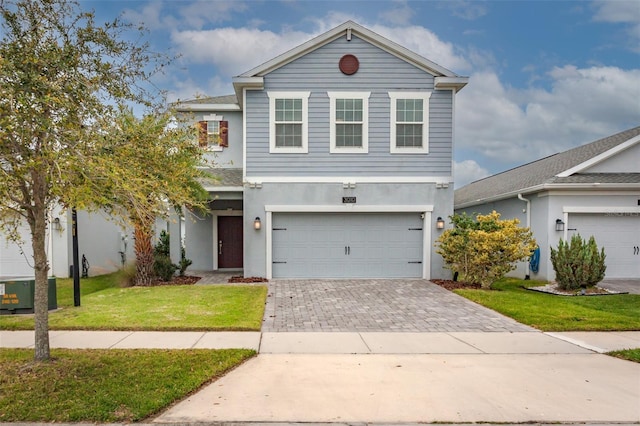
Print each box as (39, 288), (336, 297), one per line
(436, 211), (537, 289)
(178, 246), (192, 277)
(154, 230), (171, 257)
(550, 234), (606, 290)
(153, 254), (178, 281)
(153, 230), (177, 281)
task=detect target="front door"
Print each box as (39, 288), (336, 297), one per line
(218, 216), (243, 269)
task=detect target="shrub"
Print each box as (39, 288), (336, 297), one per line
(153, 230), (177, 281)
(178, 246), (192, 277)
(154, 230), (171, 257)
(550, 234), (606, 290)
(436, 211), (537, 289)
(153, 254), (178, 281)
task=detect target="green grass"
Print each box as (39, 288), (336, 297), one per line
(0, 348), (255, 422)
(454, 277), (640, 331)
(608, 348), (640, 363)
(0, 273), (267, 331)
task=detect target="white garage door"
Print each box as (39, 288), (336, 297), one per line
(272, 213), (424, 278)
(568, 213), (640, 279)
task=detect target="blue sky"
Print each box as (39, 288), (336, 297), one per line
(86, 0), (640, 187)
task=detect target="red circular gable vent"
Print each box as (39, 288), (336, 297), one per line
(339, 54), (359, 75)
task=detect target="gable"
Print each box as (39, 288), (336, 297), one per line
(580, 140), (640, 173)
(264, 34), (435, 91)
(233, 21), (467, 105)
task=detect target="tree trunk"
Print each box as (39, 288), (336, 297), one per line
(30, 173), (50, 361)
(134, 220), (154, 286)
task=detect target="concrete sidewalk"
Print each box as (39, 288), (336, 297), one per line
(2, 330), (639, 423)
(3, 330), (640, 353)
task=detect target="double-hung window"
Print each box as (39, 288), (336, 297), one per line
(328, 92), (370, 153)
(389, 92), (431, 154)
(268, 91), (310, 153)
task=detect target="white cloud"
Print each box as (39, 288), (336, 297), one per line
(456, 65), (640, 168)
(379, 0), (415, 26)
(371, 24), (470, 73)
(122, 1), (172, 30)
(454, 160), (490, 188)
(592, 0), (640, 52)
(123, 1), (248, 31)
(440, 0), (488, 21)
(171, 27), (310, 76)
(176, 1), (248, 30)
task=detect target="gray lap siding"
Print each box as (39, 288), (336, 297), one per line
(245, 35), (454, 178)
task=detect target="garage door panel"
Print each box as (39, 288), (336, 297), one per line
(568, 214), (640, 279)
(272, 213), (424, 278)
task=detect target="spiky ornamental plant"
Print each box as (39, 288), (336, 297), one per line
(550, 234), (606, 290)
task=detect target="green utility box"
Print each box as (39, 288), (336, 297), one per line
(0, 277), (57, 315)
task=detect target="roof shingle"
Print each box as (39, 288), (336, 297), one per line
(455, 126), (640, 207)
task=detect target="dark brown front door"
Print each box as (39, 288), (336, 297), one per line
(218, 216), (243, 268)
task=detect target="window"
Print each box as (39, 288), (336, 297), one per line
(268, 92), (310, 153)
(328, 92), (370, 153)
(198, 114), (228, 151)
(389, 92), (431, 154)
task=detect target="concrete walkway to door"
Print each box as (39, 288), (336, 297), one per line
(262, 279), (533, 332)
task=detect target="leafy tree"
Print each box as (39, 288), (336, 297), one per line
(90, 108), (208, 286)
(550, 234), (606, 290)
(0, 0), (168, 361)
(436, 211), (537, 289)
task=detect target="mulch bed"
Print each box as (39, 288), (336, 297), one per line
(431, 279), (482, 291)
(228, 276), (269, 283)
(150, 275), (201, 286)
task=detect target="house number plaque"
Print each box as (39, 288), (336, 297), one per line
(342, 197), (356, 203)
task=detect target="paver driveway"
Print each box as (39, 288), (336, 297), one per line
(262, 279), (533, 332)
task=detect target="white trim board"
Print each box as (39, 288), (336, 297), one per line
(557, 134), (640, 177)
(563, 206), (640, 214)
(265, 204), (433, 213)
(246, 176), (452, 184)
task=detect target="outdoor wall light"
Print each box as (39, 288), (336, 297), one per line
(555, 219), (565, 232)
(52, 217), (62, 232)
(436, 217), (445, 230)
(253, 217), (262, 230)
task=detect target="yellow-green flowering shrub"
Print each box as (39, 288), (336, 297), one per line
(436, 211), (537, 289)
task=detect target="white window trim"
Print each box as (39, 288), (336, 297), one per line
(202, 113), (224, 152)
(268, 91), (310, 154)
(389, 92), (431, 154)
(328, 91), (370, 154)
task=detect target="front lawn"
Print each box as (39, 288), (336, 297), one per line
(454, 278), (640, 331)
(0, 273), (267, 331)
(608, 348), (640, 363)
(0, 348), (254, 422)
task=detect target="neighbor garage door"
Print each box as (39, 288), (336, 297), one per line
(568, 213), (640, 278)
(272, 213), (424, 278)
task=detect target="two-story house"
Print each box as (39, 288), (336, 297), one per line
(175, 21), (468, 280)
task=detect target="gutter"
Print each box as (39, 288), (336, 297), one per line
(517, 193), (531, 280)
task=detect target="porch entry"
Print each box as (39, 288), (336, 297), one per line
(217, 216), (243, 268)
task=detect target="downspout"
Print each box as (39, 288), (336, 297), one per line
(517, 193), (531, 280)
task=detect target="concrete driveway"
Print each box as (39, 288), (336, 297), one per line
(152, 278), (640, 424)
(262, 279), (533, 332)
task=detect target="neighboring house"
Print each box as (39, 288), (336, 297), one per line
(455, 126), (640, 282)
(1, 208), (138, 278)
(175, 21), (468, 279)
